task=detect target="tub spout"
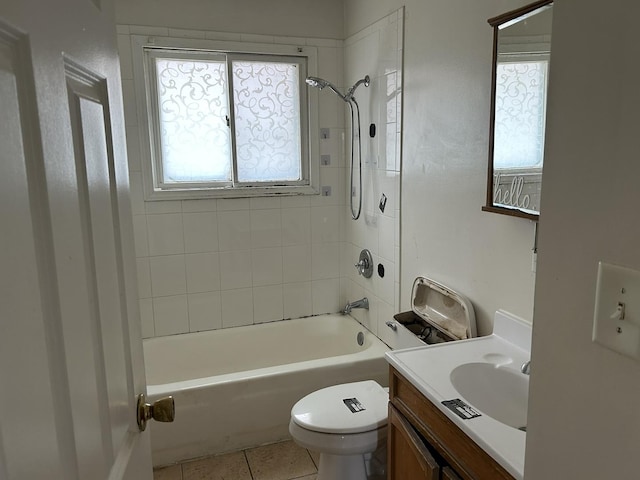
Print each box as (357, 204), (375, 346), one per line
(342, 297), (369, 314)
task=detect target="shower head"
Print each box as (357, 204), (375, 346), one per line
(305, 76), (330, 89)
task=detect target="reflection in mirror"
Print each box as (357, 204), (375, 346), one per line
(484, 0), (553, 221)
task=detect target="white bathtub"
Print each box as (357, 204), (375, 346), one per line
(144, 314), (391, 466)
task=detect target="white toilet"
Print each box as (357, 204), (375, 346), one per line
(289, 380), (388, 480)
(290, 276), (477, 480)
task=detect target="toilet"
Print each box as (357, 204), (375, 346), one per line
(289, 380), (388, 480)
(289, 276), (477, 480)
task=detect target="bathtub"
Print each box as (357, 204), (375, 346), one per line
(144, 313), (391, 466)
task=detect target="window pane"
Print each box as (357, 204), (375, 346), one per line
(494, 60), (548, 170)
(232, 61), (302, 182)
(155, 58), (232, 183)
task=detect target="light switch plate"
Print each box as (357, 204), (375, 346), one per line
(593, 262), (640, 360)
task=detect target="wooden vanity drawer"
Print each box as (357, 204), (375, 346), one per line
(389, 366), (514, 480)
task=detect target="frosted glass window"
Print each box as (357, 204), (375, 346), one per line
(232, 61), (302, 182)
(493, 60), (548, 170)
(141, 45), (312, 198)
(155, 58), (232, 183)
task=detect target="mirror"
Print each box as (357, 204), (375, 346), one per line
(483, 0), (553, 221)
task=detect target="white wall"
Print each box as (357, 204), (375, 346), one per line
(115, 0), (344, 39)
(526, 0), (640, 477)
(346, 0), (536, 336)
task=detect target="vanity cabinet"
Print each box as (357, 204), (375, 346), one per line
(388, 367), (514, 480)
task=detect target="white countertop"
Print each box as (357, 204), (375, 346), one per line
(385, 310), (531, 479)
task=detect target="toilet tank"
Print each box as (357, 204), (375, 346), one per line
(382, 276), (477, 350)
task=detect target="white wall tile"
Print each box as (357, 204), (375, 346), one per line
(183, 212), (219, 253)
(185, 252), (220, 293)
(312, 278), (341, 314)
(311, 242), (341, 280)
(250, 197), (281, 210)
(373, 256), (395, 305)
(251, 209), (282, 248)
(217, 210), (251, 251)
(182, 198), (218, 213)
(252, 247), (283, 286)
(149, 255), (187, 297)
(139, 298), (155, 338)
(281, 195), (311, 208)
(146, 200), (182, 214)
(217, 198), (250, 211)
(378, 214), (395, 262)
(311, 167), (345, 207)
(311, 205), (341, 243)
(281, 207), (311, 245)
(221, 288), (254, 328)
(283, 282), (312, 319)
(283, 245), (312, 283)
(136, 257), (152, 299)
(147, 213), (184, 256)
(132, 214), (148, 257)
(253, 285), (284, 323)
(188, 291), (222, 332)
(219, 250), (253, 290)
(153, 295), (189, 336)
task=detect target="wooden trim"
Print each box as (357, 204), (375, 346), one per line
(390, 367), (514, 480)
(484, 0), (550, 222)
(481, 205), (538, 222)
(488, 0), (553, 27)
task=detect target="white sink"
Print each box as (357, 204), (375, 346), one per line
(450, 362), (529, 430)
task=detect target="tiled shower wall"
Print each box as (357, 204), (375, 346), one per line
(117, 25), (347, 338)
(340, 9), (404, 346)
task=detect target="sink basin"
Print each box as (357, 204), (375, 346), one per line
(450, 362), (529, 430)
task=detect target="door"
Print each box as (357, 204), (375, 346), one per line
(0, 0), (152, 478)
(388, 404), (441, 480)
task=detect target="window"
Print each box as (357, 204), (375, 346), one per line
(493, 55), (549, 171)
(133, 36), (319, 199)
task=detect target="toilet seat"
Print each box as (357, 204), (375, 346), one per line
(291, 380), (388, 434)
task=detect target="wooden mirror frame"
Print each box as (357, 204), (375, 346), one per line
(482, 0), (553, 221)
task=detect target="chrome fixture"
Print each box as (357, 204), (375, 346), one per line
(306, 74), (370, 220)
(521, 360), (531, 375)
(385, 320), (398, 332)
(354, 249), (374, 278)
(342, 297), (369, 315)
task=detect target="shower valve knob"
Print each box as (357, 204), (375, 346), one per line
(355, 249), (374, 278)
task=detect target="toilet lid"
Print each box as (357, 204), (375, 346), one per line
(291, 381), (388, 434)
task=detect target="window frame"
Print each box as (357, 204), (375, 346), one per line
(131, 35), (320, 200)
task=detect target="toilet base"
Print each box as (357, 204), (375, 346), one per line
(317, 453), (366, 480)
(316, 443), (386, 480)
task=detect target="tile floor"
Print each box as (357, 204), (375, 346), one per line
(153, 440), (319, 480)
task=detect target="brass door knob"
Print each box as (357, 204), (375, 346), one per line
(137, 393), (175, 432)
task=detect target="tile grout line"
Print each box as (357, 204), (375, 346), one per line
(243, 449), (255, 480)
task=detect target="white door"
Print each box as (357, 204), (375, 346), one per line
(0, 0), (153, 478)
